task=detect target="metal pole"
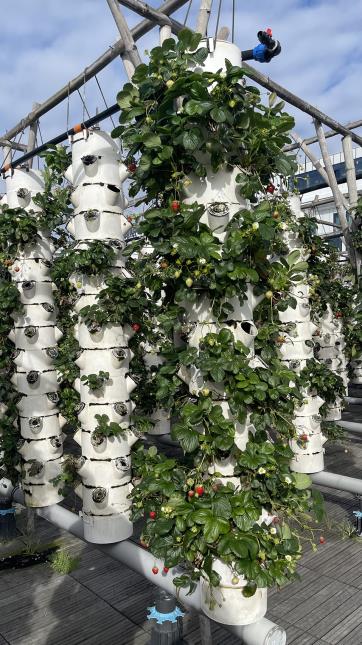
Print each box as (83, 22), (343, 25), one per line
(196, 0), (213, 36)
(342, 136), (359, 209)
(311, 471), (362, 495)
(160, 23), (172, 43)
(315, 219), (341, 228)
(338, 420), (362, 434)
(106, 0), (142, 79)
(342, 134), (362, 275)
(26, 103), (40, 169)
(2, 145), (11, 172)
(345, 397), (362, 405)
(1, 103), (121, 173)
(2, 140), (27, 152)
(118, 0), (173, 27)
(284, 119), (362, 152)
(0, 0), (190, 146)
(314, 119), (356, 268)
(291, 131), (350, 212)
(37, 505), (286, 645)
(241, 63), (362, 148)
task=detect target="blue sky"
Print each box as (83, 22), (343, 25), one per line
(1, 0), (362, 164)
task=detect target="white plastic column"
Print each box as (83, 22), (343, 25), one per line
(178, 40), (268, 626)
(315, 304), (348, 420)
(349, 299), (362, 384)
(3, 168), (64, 506)
(67, 128), (136, 543)
(277, 195), (326, 473)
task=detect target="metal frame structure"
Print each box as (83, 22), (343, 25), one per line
(1, 0), (360, 267)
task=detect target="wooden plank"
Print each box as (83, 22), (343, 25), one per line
(8, 602), (131, 645)
(311, 541), (362, 573)
(322, 606), (362, 644)
(307, 590), (362, 639)
(269, 578), (339, 619)
(289, 633), (319, 645)
(268, 570), (330, 615)
(324, 548), (362, 582)
(293, 584), (355, 630)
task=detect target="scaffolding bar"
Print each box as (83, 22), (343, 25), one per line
(241, 64), (362, 147)
(0, 0), (190, 147)
(284, 119), (362, 152)
(0, 103), (120, 173)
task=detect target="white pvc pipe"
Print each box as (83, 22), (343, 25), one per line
(345, 397), (362, 405)
(338, 420), (362, 434)
(37, 505), (286, 645)
(311, 471), (362, 495)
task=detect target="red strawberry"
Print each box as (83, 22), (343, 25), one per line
(171, 200), (180, 212)
(300, 434), (308, 442)
(132, 323), (141, 332)
(149, 511), (156, 519)
(188, 490), (195, 498)
(319, 536), (326, 544)
(195, 485), (204, 496)
(152, 566), (159, 575)
(127, 162), (137, 172)
(163, 566), (169, 573)
(335, 311), (343, 319)
(266, 183), (275, 194)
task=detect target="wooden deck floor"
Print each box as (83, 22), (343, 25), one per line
(2, 399), (362, 645)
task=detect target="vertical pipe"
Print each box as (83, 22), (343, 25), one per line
(195, 0), (213, 36)
(26, 103), (40, 169)
(106, 0), (142, 78)
(342, 135), (358, 210)
(290, 132), (350, 212)
(342, 134), (361, 276)
(160, 24), (172, 43)
(314, 120), (356, 269)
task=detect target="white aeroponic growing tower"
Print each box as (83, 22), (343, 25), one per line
(315, 305), (348, 420)
(66, 129), (137, 543)
(276, 195), (326, 473)
(178, 39), (268, 627)
(3, 168), (64, 506)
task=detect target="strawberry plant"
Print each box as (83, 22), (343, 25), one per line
(80, 371), (110, 391)
(79, 275), (153, 331)
(93, 414), (128, 439)
(114, 30), (324, 599)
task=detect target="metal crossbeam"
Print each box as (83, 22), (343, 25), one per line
(118, 5), (362, 147)
(283, 119), (362, 152)
(0, 0), (189, 147)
